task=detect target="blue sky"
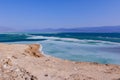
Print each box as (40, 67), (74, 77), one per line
(0, 0), (120, 30)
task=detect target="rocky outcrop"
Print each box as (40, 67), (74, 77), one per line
(25, 44), (44, 57)
(0, 43), (120, 80)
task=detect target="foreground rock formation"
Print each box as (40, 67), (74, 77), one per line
(0, 43), (120, 80)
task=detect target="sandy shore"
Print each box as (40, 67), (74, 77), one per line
(0, 43), (120, 80)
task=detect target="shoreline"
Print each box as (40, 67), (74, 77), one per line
(0, 43), (120, 80)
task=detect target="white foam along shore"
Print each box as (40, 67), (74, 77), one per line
(0, 43), (120, 80)
(27, 35), (120, 45)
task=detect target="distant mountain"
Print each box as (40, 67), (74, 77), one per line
(26, 26), (120, 33)
(0, 26), (120, 33)
(0, 27), (15, 32)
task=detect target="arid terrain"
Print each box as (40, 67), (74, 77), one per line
(0, 43), (120, 80)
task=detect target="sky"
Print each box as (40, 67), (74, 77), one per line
(0, 0), (120, 30)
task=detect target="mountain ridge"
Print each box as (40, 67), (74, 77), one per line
(25, 26), (120, 33)
(0, 26), (120, 33)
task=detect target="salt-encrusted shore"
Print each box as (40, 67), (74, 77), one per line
(0, 43), (120, 80)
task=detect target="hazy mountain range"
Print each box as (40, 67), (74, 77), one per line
(25, 26), (120, 33)
(0, 26), (120, 33)
(0, 27), (15, 32)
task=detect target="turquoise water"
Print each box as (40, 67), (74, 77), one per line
(0, 33), (120, 65)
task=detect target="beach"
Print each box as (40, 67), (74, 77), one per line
(0, 43), (120, 80)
